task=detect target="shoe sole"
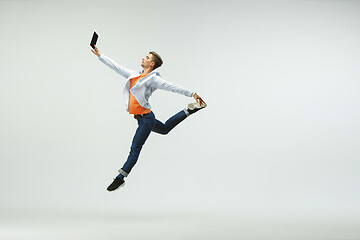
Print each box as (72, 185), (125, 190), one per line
(188, 102), (207, 110)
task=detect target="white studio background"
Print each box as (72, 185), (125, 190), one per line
(1, 0), (360, 237)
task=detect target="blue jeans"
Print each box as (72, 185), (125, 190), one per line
(120, 110), (187, 176)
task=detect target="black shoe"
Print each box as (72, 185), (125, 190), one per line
(107, 177), (125, 191)
(187, 102), (207, 115)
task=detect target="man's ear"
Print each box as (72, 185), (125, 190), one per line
(150, 62), (155, 68)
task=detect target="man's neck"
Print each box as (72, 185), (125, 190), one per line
(142, 67), (153, 75)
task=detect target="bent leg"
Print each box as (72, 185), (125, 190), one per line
(152, 110), (187, 135)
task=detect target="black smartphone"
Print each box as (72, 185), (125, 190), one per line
(90, 31), (98, 49)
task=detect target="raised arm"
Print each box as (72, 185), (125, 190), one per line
(91, 45), (136, 79)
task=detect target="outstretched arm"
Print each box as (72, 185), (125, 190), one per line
(155, 77), (193, 97)
(155, 77), (206, 106)
(91, 45), (136, 78)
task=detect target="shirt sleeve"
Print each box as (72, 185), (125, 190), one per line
(99, 54), (136, 79)
(155, 77), (194, 97)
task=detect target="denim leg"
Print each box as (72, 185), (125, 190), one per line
(152, 110), (187, 135)
(120, 112), (155, 175)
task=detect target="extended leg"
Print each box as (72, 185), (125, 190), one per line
(120, 114), (155, 175)
(107, 113), (155, 192)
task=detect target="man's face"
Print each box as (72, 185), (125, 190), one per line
(141, 54), (154, 69)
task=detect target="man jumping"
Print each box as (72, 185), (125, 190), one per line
(91, 46), (207, 191)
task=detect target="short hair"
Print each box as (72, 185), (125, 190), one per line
(149, 51), (163, 70)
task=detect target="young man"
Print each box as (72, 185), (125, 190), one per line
(91, 46), (206, 191)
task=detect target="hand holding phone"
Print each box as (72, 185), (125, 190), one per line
(91, 45), (101, 57)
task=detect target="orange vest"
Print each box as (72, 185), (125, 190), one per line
(128, 74), (152, 115)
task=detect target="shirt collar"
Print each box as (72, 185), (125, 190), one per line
(139, 70), (161, 77)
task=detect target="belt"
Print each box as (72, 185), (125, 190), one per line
(134, 112), (151, 119)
